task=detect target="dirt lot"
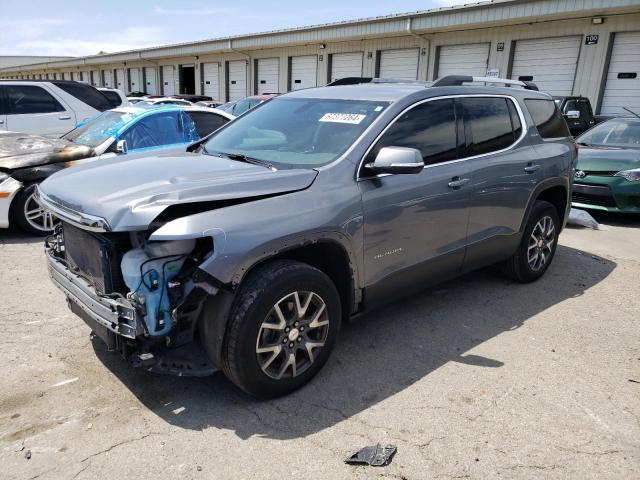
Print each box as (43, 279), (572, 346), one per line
(1, 212), (639, 480)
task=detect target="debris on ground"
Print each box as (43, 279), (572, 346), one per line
(567, 208), (607, 230)
(345, 444), (397, 466)
(13, 441), (24, 452)
(24, 450), (32, 460)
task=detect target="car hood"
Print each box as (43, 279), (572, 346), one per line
(0, 132), (95, 172)
(39, 151), (318, 231)
(576, 145), (640, 172)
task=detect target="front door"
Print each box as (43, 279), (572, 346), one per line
(3, 85), (75, 137)
(359, 98), (470, 304)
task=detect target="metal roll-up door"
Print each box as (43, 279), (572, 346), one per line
(227, 60), (247, 101)
(162, 66), (175, 96)
(290, 55), (317, 90)
(256, 58), (279, 94)
(144, 67), (157, 94)
(600, 32), (640, 115)
(91, 70), (100, 86)
(510, 36), (581, 96)
(437, 43), (490, 78)
(128, 68), (141, 92)
(330, 52), (363, 82)
(379, 48), (420, 79)
(103, 70), (112, 87)
(202, 63), (220, 100)
(115, 69), (126, 92)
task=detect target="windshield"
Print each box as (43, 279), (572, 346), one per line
(577, 119), (640, 149)
(203, 97), (388, 168)
(62, 110), (128, 148)
(232, 98), (261, 116)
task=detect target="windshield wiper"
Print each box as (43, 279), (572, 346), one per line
(210, 151), (275, 170)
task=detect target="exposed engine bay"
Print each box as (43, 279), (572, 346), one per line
(46, 222), (218, 376)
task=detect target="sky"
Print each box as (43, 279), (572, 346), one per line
(0, 0), (462, 57)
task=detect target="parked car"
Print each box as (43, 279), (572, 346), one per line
(38, 76), (575, 398)
(553, 96), (611, 137)
(171, 94), (212, 103)
(0, 105), (234, 234)
(195, 100), (224, 109)
(98, 87), (129, 108)
(140, 97), (193, 107)
(0, 80), (112, 137)
(218, 94), (276, 116)
(572, 116), (640, 213)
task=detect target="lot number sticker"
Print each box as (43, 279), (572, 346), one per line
(319, 113), (366, 124)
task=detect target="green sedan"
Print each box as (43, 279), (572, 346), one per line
(573, 117), (640, 213)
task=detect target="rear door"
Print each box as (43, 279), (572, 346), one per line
(459, 95), (541, 270)
(359, 98), (470, 304)
(4, 84), (75, 137)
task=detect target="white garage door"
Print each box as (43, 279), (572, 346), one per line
(202, 63), (220, 100)
(115, 69), (126, 92)
(162, 66), (175, 96)
(600, 32), (640, 116)
(379, 48), (420, 79)
(510, 36), (581, 96)
(128, 68), (141, 92)
(91, 70), (100, 86)
(437, 43), (490, 78)
(330, 52), (363, 82)
(228, 60), (247, 101)
(256, 58), (279, 94)
(102, 70), (112, 87)
(290, 55), (317, 91)
(144, 67), (157, 95)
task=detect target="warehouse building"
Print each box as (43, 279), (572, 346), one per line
(1, 0), (639, 115)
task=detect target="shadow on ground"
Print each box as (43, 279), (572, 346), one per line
(0, 226), (45, 245)
(91, 244), (615, 440)
(589, 210), (640, 228)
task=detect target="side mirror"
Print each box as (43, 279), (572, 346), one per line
(116, 139), (128, 154)
(564, 110), (580, 119)
(367, 147), (424, 175)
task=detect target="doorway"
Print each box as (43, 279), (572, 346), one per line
(179, 65), (195, 94)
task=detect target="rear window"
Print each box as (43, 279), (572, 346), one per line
(525, 99), (570, 139)
(459, 97), (519, 157)
(185, 111), (229, 138)
(52, 81), (112, 112)
(101, 90), (122, 108)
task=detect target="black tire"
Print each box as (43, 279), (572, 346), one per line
(219, 260), (341, 398)
(11, 183), (55, 236)
(504, 200), (560, 283)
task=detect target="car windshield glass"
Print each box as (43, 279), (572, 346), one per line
(62, 110), (129, 148)
(203, 97), (388, 168)
(232, 98), (260, 115)
(577, 119), (640, 149)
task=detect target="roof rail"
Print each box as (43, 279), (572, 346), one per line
(432, 75), (539, 91)
(327, 77), (430, 86)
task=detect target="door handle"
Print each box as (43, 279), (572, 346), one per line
(0, 119), (4, 125)
(524, 164), (540, 173)
(58, 115), (71, 120)
(448, 177), (470, 189)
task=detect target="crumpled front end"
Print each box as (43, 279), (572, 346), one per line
(45, 221), (219, 376)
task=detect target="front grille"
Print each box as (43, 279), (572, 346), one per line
(572, 192), (618, 207)
(62, 223), (130, 295)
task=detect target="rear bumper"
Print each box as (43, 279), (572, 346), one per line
(46, 249), (143, 340)
(0, 177), (23, 228)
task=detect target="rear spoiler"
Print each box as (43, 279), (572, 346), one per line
(432, 75), (539, 91)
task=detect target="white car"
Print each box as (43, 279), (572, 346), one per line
(98, 87), (129, 108)
(0, 105), (235, 234)
(139, 97), (193, 107)
(0, 80), (112, 137)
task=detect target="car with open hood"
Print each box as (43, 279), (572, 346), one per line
(38, 76), (576, 398)
(0, 104), (234, 234)
(572, 117), (640, 213)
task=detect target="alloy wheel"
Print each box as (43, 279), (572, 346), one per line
(256, 291), (330, 380)
(23, 192), (55, 232)
(527, 215), (555, 272)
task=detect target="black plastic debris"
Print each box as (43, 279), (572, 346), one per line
(345, 444), (397, 466)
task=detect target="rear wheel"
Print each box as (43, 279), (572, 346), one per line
(504, 200), (559, 283)
(12, 183), (56, 235)
(219, 260), (341, 398)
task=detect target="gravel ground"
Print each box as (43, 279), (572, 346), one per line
(1, 212), (638, 480)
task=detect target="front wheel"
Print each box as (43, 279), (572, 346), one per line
(504, 200), (559, 283)
(12, 183), (56, 235)
(219, 260), (341, 398)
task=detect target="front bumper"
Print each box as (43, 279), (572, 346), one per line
(47, 249), (143, 342)
(0, 176), (23, 228)
(572, 177), (640, 213)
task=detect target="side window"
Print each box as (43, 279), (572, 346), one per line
(525, 98), (570, 139)
(507, 99), (522, 140)
(186, 112), (229, 138)
(370, 98), (457, 166)
(4, 85), (65, 114)
(121, 111), (185, 150)
(459, 97), (516, 157)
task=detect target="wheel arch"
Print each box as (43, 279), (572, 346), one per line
(520, 178), (569, 233)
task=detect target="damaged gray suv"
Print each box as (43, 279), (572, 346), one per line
(38, 76), (576, 398)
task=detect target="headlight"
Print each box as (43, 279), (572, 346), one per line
(614, 169), (640, 181)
